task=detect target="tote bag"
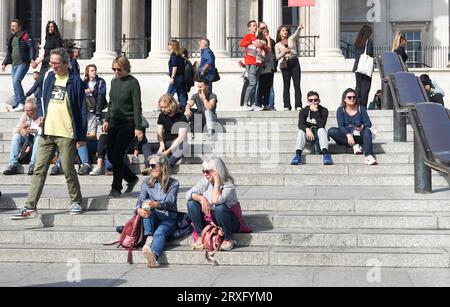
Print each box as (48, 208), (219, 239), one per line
(356, 41), (374, 77)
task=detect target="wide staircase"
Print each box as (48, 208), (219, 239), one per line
(0, 110), (450, 268)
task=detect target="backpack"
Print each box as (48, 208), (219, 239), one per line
(106, 215), (145, 264)
(184, 59), (195, 92)
(18, 135), (34, 165)
(196, 215), (224, 266)
(170, 212), (193, 241)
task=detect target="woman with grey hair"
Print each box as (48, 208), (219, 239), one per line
(186, 156), (240, 251)
(136, 154), (180, 268)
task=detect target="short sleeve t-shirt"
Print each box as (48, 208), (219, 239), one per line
(190, 92), (218, 114)
(157, 112), (188, 142)
(44, 74), (74, 139)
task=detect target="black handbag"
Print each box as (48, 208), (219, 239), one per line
(213, 68), (221, 82)
(280, 58), (288, 70)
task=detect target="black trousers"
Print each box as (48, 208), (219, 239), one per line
(107, 118), (138, 191)
(282, 58), (302, 110)
(355, 73), (372, 108)
(257, 73), (274, 107)
(240, 78), (250, 107)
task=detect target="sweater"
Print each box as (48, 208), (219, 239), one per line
(186, 177), (238, 209)
(298, 105), (329, 131)
(106, 75), (143, 130)
(240, 33), (268, 66)
(336, 106), (372, 135)
(275, 27), (302, 61)
(135, 178), (179, 219)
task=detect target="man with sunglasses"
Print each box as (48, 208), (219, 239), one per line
(292, 91), (333, 166)
(11, 48), (87, 220)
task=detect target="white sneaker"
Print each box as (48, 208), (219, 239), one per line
(283, 108), (290, 111)
(70, 203), (83, 215)
(353, 144), (363, 155)
(365, 155), (378, 166)
(252, 105), (264, 111)
(89, 166), (104, 176)
(240, 105), (254, 111)
(295, 107), (302, 111)
(12, 104), (24, 112)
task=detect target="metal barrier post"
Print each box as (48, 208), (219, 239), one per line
(393, 108), (407, 142)
(414, 132), (432, 193)
(382, 80), (393, 110)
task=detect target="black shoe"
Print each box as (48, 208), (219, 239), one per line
(50, 164), (62, 176)
(125, 178), (139, 194)
(28, 164), (35, 176)
(109, 189), (121, 198)
(78, 163), (91, 176)
(3, 165), (18, 176)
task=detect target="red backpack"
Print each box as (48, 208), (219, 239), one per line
(106, 215), (145, 264)
(198, 216), (225, 266)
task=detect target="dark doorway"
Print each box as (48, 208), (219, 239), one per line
(15, 0), (42, 41)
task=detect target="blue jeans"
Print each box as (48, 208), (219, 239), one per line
(9, 134), (40, 166)
(167, 75), (188, 109)
(269, 87), (275, 110)
(77, 140), (98, 164)
(328, 127), (374, 156)
(12, 63), (30, 107)
(187, 200), (240, 241)
(143, 210), (177, 260)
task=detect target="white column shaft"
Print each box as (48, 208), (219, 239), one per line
(207, 0), (227, 57)
(263, 0), (282, 39)
(93, 0), (116, 59)
(0, 0), (10, 59)
(149, 0), (170, 58)
(318, 0), (343, 58)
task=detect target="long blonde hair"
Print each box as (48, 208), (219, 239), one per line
(146, 154), (171, 193)
(159, 93), (180, 114)
(169, 40), (182, 57)
(392, 32), (406, 52)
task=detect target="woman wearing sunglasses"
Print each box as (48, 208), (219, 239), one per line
(328, 88), (378, 166)
(186, 156), (241, 251)
(136, 154), (179, 268)
(103, 56), (144, 198)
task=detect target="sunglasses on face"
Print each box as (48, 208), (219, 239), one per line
(202, 169), (212, 175)
(346, 96), (357, 100)
(149, 164), (159, 169)
(112, 68), (123, 72)
(308, 98), (320, 103)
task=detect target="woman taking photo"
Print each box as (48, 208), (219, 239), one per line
(103, 56), (143, 198)
(352, 25), (374, 108)
(136, 154), (180, 269)
(275, 24), (304, 111)
(167, 40), (188, 109)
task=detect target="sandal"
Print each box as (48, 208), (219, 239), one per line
(220, 240), (236, 251)
(191, 241), (204, 250)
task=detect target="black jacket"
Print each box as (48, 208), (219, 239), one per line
(298, 105), (329, 132)
(395, 47), (408, 63)
(2, 31), (35, 66)
(352, 39), (374, 73)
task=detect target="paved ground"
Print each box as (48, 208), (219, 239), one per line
(1, 263), (450, 287)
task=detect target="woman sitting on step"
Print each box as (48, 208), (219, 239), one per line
(186, 156), (251, 252)
(136, 154), (180, 269)
(328, 88), (378, 166)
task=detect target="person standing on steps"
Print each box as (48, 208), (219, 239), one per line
(10, 48), (87, 220)
(103, 56), (143, 198)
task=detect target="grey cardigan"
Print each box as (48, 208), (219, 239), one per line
(186, 177), (238, 209)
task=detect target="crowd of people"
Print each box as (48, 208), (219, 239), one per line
(1, 18), (447, 267)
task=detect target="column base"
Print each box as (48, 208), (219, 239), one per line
(317, 49), (345, 59)
(147, 50), (171, 59)
(92, 51), (118, 60)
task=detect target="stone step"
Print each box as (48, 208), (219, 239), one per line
(1, 210), (447, 230)
(4, 226), (450, 249)
(4, 196), (450, 213)
(1, 173), (448, 187)
(0, 244), (446, 267)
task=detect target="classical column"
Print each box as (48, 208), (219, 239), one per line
(122, 0), (144, 59)
(93, 0), (117, 60)
(41, 0), (62, 45)
(207, 0), (228, 57)
(317, 0), (343, 58)
(0, 0), (10, 60)
(263, 0), (282, 39)
(171, 0), (188, 38)
(148, 0), (170, 59)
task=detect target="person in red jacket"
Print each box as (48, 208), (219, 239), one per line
(240, 20), (267, 111)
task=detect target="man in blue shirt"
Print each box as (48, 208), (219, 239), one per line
(198, 38), (216, 94)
